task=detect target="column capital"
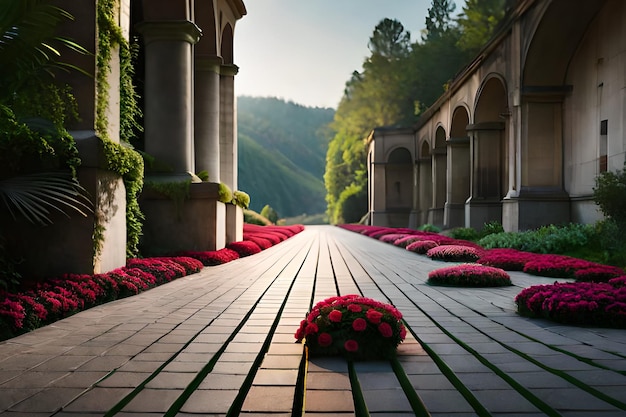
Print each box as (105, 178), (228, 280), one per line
(136, 20), (202, 45)
(220, 64), (239, 76)
(196, 55), (223, 72)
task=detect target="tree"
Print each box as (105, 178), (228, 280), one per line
(368, 18), (411, 60)
(325, 19), (415, 224)
(457, 0), (508, 53)
(423, 0), (456, 41)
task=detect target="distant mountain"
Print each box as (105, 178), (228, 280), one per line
(237, 96), (334, 218)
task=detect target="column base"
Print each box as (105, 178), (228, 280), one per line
(369, 209), (412, 228)
(140, 182), (226, 255)
(444, 203), (465, 229)
(427, 207), (444, 228)
(465, 198), (503, 230)
(226, 204), (244, 243)
(502, 190), (570, 232)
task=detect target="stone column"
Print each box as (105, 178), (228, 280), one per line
(417, 157), (433, 226)
(220, 64), (242, 242)
(137, 20), (201, 177)
(428, 149), (447, 226)
(194, 55), (222, 182)
(444, 137), (470, 228)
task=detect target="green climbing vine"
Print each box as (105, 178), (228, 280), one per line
(96, 0), (144, 258)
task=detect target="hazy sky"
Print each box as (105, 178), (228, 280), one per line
(234, 0), (465, 109)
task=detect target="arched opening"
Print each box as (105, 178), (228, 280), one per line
(445, 106), (470, 228)
(465, 76), (507, 229)
(430, 126), (447, 226)
(385, 147), (412, 211)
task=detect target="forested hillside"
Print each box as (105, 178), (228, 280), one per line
(237, 96), (334, 218)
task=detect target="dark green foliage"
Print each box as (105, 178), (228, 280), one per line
(478, 223), (596, 255)
(593, 161), (626, 231)
(450, 227), (479, 241)
(480, 221), (504, 237)
(260, 205), (279, 224)
(243, 209), (272, 226)
(335, 184), (367, 224)
(419, 224), (442, 233)
(456, 0), (508, 54)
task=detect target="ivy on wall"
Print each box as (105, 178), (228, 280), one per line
(95, 0), (144, 258)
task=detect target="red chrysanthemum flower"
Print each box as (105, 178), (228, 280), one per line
(328, 309), (343, 323)
(344, 339), (359, 352)
(352, 318), (367, 331)
(378, 322), (393, 338)
(318, 332), (333, 347)
(366, 309), (383, 324)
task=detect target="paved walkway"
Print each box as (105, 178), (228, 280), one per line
(1, 225), (626, 416)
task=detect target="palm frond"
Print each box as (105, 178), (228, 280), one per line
(0, 171), (93, 225)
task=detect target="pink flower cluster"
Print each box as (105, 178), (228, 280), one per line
(477, 248), (536, 271)
(428, 263), (512, 287)
(295, 294), (406, 360)
(406, 240), (439, 254)
(515, 281), (626, 327)
(180, 224), (304, 265)
(426, 245), (482, 262)
(338, 224), (484, 252)
(0, 256), (202, 339)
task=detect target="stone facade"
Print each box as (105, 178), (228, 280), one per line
(367, 0), (625, 232)
(4, 0), (247, 277)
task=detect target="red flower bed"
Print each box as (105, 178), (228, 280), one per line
(428, 264), (512, 287)
(477, 248), (536, 271)
(378, 233), (409, 244)
(523, 255), (625, 280)
(515, 281), (626, 328)
(226, 240), (262, 257)
(295, 294), (406, 360)
(0, 224), (305, 341)
(426, 245), (482, 262)
(406, 240), (439, 254)
(178, 248), (240, 266)
(393, 235), (423, 248)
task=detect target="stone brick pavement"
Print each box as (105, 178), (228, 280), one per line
(1, 225), (626, 416)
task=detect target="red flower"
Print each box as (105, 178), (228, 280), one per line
(328, 309), (343, 323)
(347, 303), (362, 313)
(366, 309), (383, 324)
(399, 324), (407, 339)
(344, 339), (359, 352)
(305, 322), (318, 335)
(318, 332), (333, 347)
(378, 322), (393, 338)
(352, 318), (367, 331)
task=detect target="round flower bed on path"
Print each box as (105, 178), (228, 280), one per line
(426, 245), (482, 262)
(515, 281), (626, 328)
(295, 294), (406, 360)
(428, 264), (512, 287)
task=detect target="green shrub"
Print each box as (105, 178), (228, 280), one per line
(233, 190), (250, 209)
(480, 221), (504, 237)
(260, 204), (279, 224)
(218, 182), (233, 204)
(478, 223), (594, 255)
(336, 183), (367, 224)
(450, 227), (479, 241)
(244, 209), (272, 226)
(594, 160), (626, 230)
(418, 223), (441, 233)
